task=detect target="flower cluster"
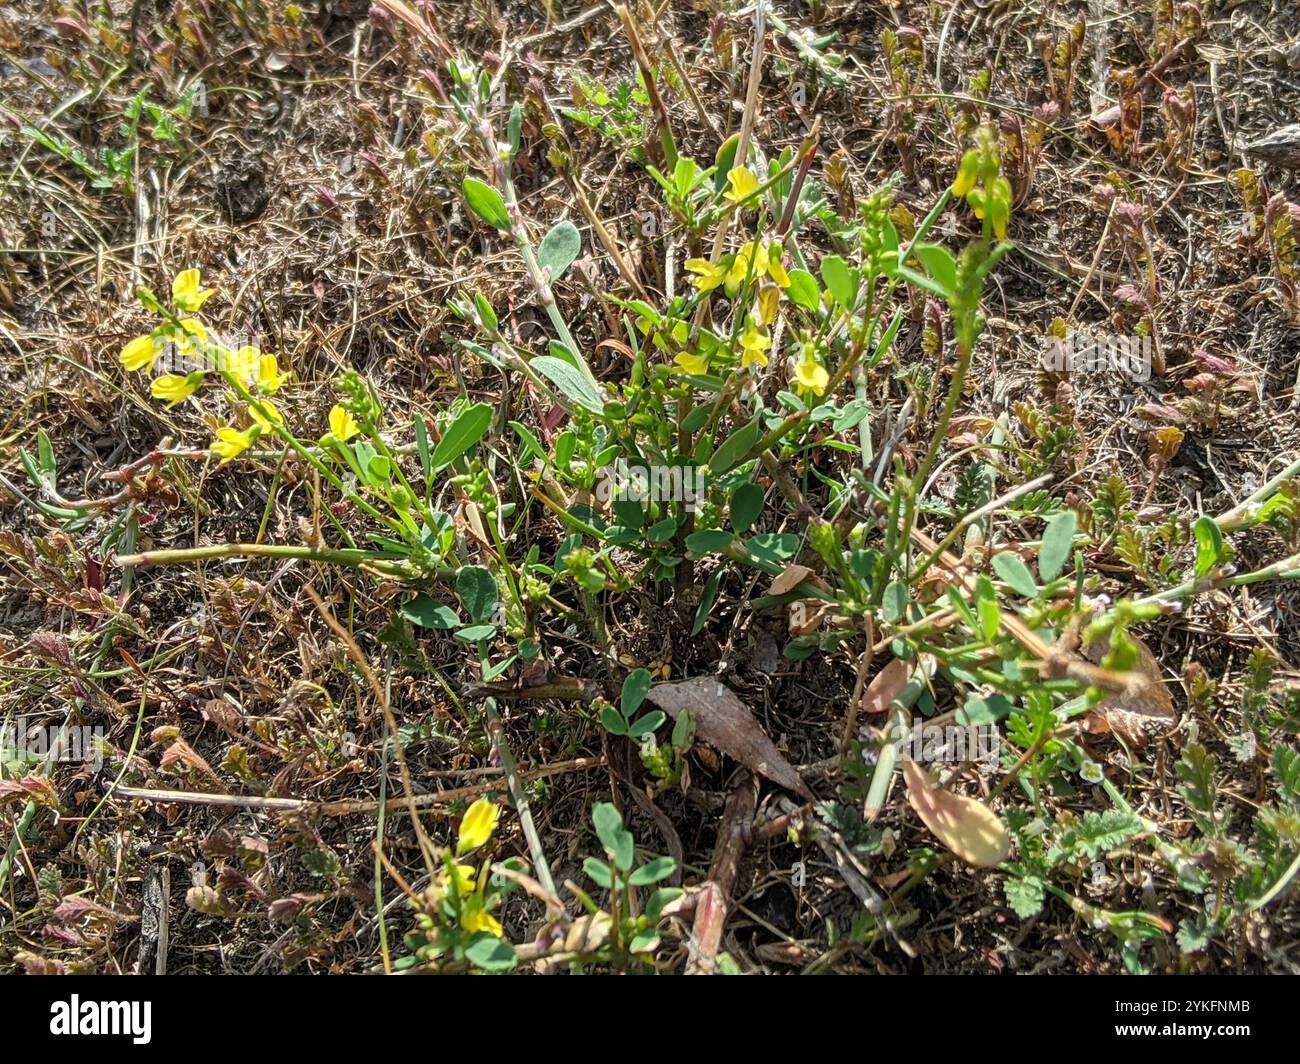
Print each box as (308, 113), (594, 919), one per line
(406, 796), (524, 967)
(952, 131), (1011, 240)
(119, 269), (290, 463)
(674, 166), (800, 383)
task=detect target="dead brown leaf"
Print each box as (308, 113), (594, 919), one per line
(646, 677), (813, 799)
(1083, 631), (1177, 746)
(903, 760), (1011, 868)
(862, 657), (912, 715)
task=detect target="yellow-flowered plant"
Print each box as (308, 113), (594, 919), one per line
(119, 269), (289, 463)
(952, 127), (1012, 240)
(403, 797), (528, 971)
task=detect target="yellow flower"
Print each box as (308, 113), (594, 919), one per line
(756, 284), (781, 326)
(739, 323), (771, 369)
(211, 425), (258, 464)
(459, 898), (504, 938)
(328, 405), (360, 442)
(222, 345), (260, 384)
(150, 372), (204, 407)
(685, 257), (727, 293)
(725, 241), (768, 295)
(248, 397), (283, 427)
(456, 797), (501, 856)
(164, 319), (211, 373)
(172, 268), (215, 312)
(724, 166), (759, 204)
(764, 243), (790, 288)
(120, 332), (160, 372)
(673, 350), (711, 376)
(256, 354), (290, 394)
(793, 356), (829, 397)
(952, 150), (980, 198)
(438, 863), (478, 898)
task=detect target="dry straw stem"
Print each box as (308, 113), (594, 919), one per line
(108, 757), (606, 817)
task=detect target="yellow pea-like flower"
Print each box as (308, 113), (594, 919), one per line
(456, 797), (501, 856)
(459, 898), (504, 938)
(764, 245), (791, 288)
(739, 323), (771, 369)
(756, 283), (781, 327)
(248, 397), (283, 427)
(724, 166), (759, 204)
(120, 333), (160, 372)
(256, 354), (290, 394)
(328, 404), (360, 442)
(211, 425), (257, 464)
(952, 150), (980, 198)
(222, 345), (260, 384)
(150, 372), (204, 407)
(685, 257), (727, 293)
(673, 350), (711, 376)
(793, 357), (829, 397)
(172, 268), (215, 312)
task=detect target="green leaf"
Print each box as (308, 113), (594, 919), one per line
(464, 933), (517, 971)
(592, 802), (634, 872)
(882, 580), (908, 623)
(510, 420), (547, 465)
(600, 704), (628, 735)
(365, 453), (392, 485)
(991, 553), (1039, 598)
(709, 415), (761, 474)
(1192, 516), (1224, 578)
(820, 254), (856, 308)
(399, 595), (460, 629)
(1038, 510), (1077, 582)
(583, 856), (614, 888)
(646, 516), (678, 542)
(431, 402), (493, 472)
(456, 566), (499, 623)
(729, 483), (764, 533)
(1176, 741), (1216, 816)
(713, 133), (740, 193)
(628, 710), (666, 738)
(454, 624), (497, 642)
(686, 530), (735, 554)
(621, 668), (653, 718)
(473, 292), (498, 331)
(530, 355), (605, 414)
(37, 431), (56, 482)
(960, 694), (1013, 725)
(913, 243), (958, 298)
(646, 887), (683, 921)
(745, 532), (800, 566)
(974, 575), (1000, 642)
(1004, 875), (1045, 919)
(414, 412), (432, 483)
(462, 177), (510, 230)
(1274, 744), (1300, 803)
(507, 101), (522, 157)
(691, 566), (726, 636)
(537, 220), (582, 282)
(786, 268), (821, 311)
(1058, 810), (1144, 861)
(629, 856), (677, 886)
